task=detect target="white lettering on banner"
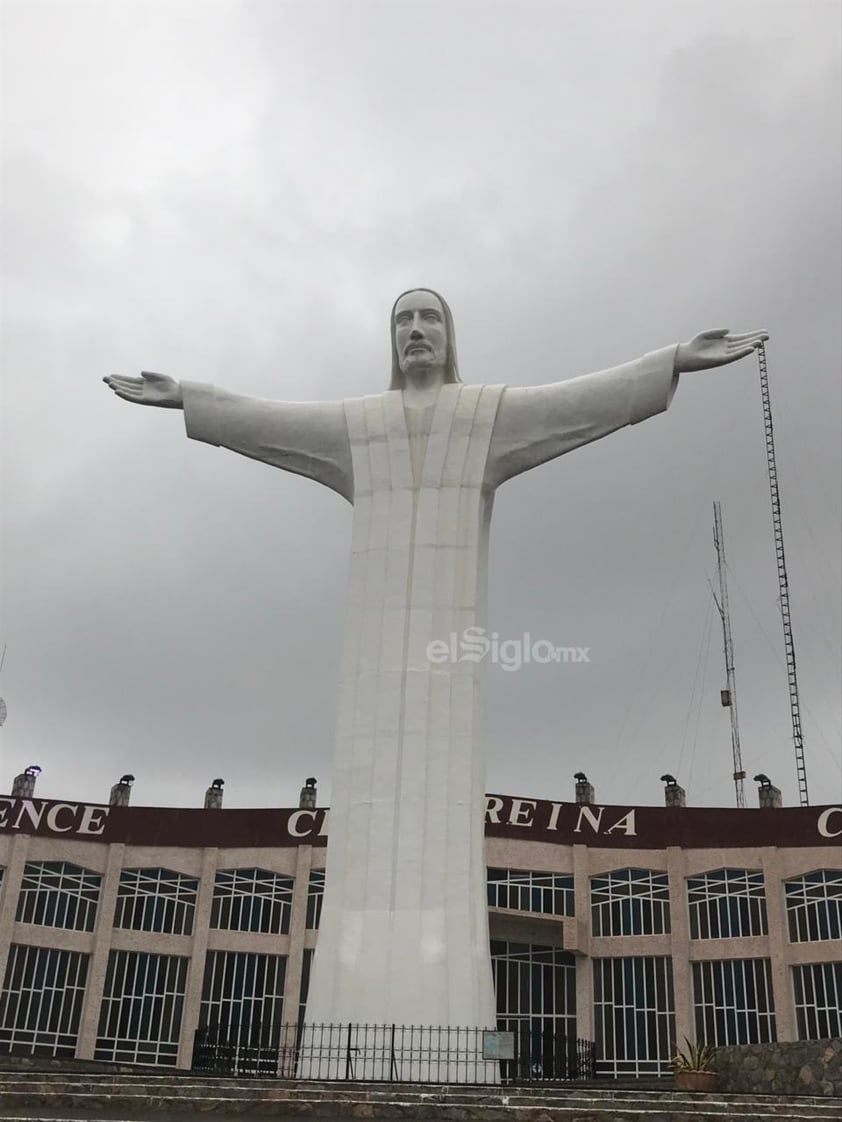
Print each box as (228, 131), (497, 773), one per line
(0, 799), (110, 837)
(817, 808), (842, 838)
(546, 803), (564, 832)
(78, 805), (109, 835)
(604, 810), (637, 837)
(0, 794), (838, 845)
(288, 810), (318, 838)
(507, 799), (536, 827)
(13, 801), (45, 830)
(45, 804), (79, 833)
(574, 805), (604, 834)
(485, 797), (504, 824)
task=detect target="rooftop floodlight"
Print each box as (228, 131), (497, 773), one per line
(574, 771), (588, 782)
(25, 765), (42, 777)
(119, 774), (135, 786)
(660, 774), (677, 786)
(211, 778), (225, 789)
(305, 777), (317, 788)
(753, 773), (772, 788)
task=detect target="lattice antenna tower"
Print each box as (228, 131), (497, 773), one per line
(757, 343), (808, 806)
(712, 501), (746, 808)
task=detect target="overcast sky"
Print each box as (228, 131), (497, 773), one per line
(1, 0), (840, 814)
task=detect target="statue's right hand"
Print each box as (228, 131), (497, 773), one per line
(102, 371), (184, 409)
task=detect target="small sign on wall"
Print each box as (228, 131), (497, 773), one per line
(483, 1030), (515, 1060)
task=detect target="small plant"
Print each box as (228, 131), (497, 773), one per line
(674, 1037), (716, 1073)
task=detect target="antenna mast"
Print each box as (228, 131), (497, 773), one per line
(757, 343), (808, 806)
(712, 501), (746, 808)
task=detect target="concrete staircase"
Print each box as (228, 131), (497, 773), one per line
(0, 1070), (839, 1120)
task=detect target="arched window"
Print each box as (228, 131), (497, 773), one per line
(687, 869), (767, 939)
(211, 869), (294, 934)
(15, 861), (101, 932)
(590, 869), (670, 936)
(114, 868), (198, 936)
(785, 870), (842, 942)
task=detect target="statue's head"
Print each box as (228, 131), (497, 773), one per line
(389, 288), (462, 389)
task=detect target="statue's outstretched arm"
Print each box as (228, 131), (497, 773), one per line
(486, 328), (767, 488)
(103, 373), (353, 501)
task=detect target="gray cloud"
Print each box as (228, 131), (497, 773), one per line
(1, 0), (839, 812)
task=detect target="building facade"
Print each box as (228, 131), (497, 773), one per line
(0, 787), (839, 1076)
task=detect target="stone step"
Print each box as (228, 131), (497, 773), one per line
(0, 1099), (839, 1117)
(0, 1075), (833, 1101)
(2, 1082), (839, 1107)
(1, 1087), (839, 1109)
(0, 1089), (839, 1120)
(1, 1072), (839, 1121)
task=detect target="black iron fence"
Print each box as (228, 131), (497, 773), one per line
(192, 1021), (595, 1084)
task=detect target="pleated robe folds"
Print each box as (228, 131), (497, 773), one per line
(308, 384), (504, 1029)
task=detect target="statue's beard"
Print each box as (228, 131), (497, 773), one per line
(400, 355), (445, 384)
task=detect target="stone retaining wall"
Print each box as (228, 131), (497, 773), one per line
(714, 1038), (842, 1097)
(0, 1054), (148, 1074)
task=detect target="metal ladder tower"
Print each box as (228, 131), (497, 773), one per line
(712, 502), (746, 808)
(757, 342), (809, 806)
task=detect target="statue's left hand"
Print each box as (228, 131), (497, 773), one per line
(675, 328), (769, 373)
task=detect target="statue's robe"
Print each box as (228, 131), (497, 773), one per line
(182, 346), (678, 1030)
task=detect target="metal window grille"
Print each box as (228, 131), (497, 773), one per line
(306, 871), (324, 929)
(792, 962), (842, 1041)
(114, 868), (198, 936)
(593, 956), (675, 1076)
(785, 870), (842, 943)
(491, 940), (576, 1030)
(211, 868), (294, 934)
(199, 951), (286, 1049)
(590, 869), (671, 937)
(298, 948), (314, 1029)
(0, 944), (89, 1056)
(491, 940), (580, 1081)
(487, 869), (574, 917)
(15, 861), (101, 932)
(95, 950), (188, 1066)
(687, 868), (768, 939)
(692, 958), (776, 1046)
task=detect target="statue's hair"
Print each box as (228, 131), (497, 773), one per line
(389, 288), (462, 389)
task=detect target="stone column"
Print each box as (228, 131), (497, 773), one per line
(571, 845), (593, 1041)
(666, 846), (692, 1046)
(283, 844), (313, 1029)
(0, 834), (31, 989)
(76, 843), (124, 1059)
(176, 847), (218, 1069)
(762, 849), (795, 1041)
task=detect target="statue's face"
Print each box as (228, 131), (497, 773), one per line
(394, 290), (448, 377)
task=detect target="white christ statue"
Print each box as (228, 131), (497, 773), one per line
(104, 290), (766, 1033)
